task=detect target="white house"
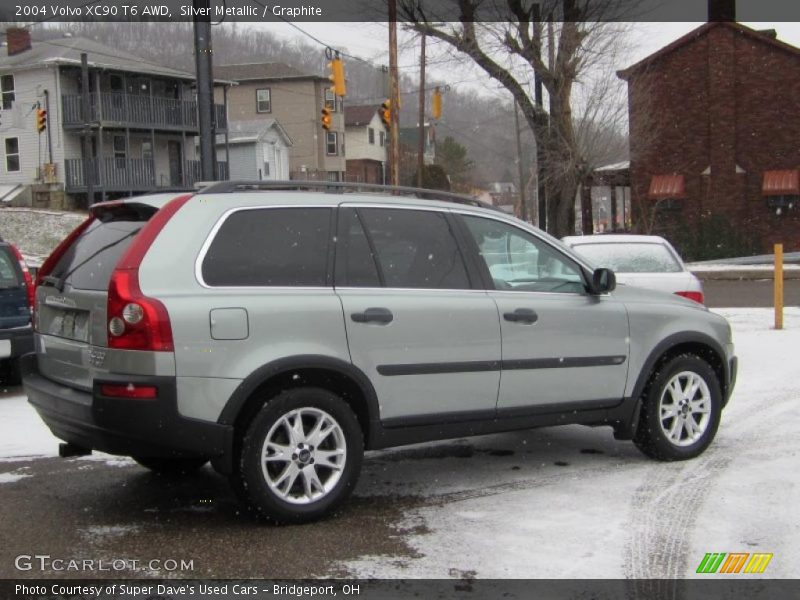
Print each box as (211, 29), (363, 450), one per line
(343, 105), (387, 184)
(0, 28), (229, 208)
(216, 119), (293, 181)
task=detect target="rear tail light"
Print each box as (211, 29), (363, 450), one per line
(675, 290), (704, 304)
(100, 383), (158, 399)
(106, 193), (193, 352)
(8, 244), (34, 310)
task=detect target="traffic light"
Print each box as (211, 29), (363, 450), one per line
(36, 107), (47, 133)
(431, 87), (442, 120)
(321, 107), (332, 130)
(328, 56), (346, 97)
(380, 99), (391, 128)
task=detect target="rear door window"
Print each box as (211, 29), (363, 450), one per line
(354, 208), (471, 290)
(201, 207), (332, 287)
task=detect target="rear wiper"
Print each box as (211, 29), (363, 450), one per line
(38, 275), (63, 289)
(46, 229), (140, 292)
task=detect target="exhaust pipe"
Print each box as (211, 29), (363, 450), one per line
(58, 442), (92, 458)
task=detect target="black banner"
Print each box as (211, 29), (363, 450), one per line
(3, 0), (800, 23)
(3, 579), (800, 600)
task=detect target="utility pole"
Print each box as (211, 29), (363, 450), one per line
(513, 102), (527, 221)
(80, 53), (94, 206)
(388, 0), (400, 186)
(416, 34), (426, 189)
(193, 0), (217, 182)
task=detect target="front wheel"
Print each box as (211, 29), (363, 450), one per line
(236, 387), (363, 523)
(634, 354), (722, 461)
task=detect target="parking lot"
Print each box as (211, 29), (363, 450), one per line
(1, 307), (797, 581)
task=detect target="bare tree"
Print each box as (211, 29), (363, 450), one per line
(397, 0), (636, 237)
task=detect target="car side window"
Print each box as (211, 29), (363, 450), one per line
(352, 208), (471, 290)
(462, 215), (584, 293)
(335, 208), (381, 287)
(202, 207), (331, 287)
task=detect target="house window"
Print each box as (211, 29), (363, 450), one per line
(109, 74), (124, 93)
(324, 89), (336, 112)
(1, 75), (14, 110)
(256, 88), (271, 113)
(379, 131), (385, 147)
(368, 127), (375, 145)
(113, 135), (126, 168)
(4, 137), (19, 172)
(326, 132), (338, 156)
(141, 141), (153, 160)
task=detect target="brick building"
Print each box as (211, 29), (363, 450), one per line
(618, 22), (800, 257)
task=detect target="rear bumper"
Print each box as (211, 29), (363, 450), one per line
(21, 353), (232, 459)
(0, 323), (33, 360)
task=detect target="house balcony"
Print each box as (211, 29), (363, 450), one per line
(64, 157), (228, 193)
(61, 93), (227, 132)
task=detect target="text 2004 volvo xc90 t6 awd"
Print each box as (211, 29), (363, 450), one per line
(23, 182), (736, 522)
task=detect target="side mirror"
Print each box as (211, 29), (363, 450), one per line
(590, 268), (616, 294)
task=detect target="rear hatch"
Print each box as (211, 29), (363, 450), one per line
(0, 245), (30, 330)
(35, 203), (158, 390)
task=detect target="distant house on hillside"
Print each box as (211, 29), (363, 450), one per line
(214, 119), (292, 181)
(343, 104), (386, 184)
(214, 62), (345, 182)
(0, 28), (229, 208)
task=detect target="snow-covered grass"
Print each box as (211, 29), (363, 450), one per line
(0, 207), (86, 266)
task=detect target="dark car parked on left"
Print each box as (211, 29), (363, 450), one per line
(0, 237), (34, 385)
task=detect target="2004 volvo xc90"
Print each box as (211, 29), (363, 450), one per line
(23, 182), (737, 522)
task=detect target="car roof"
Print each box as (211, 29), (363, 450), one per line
(563, 234), (670, 245)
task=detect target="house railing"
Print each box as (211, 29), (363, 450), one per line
(65, 157), (229, 191)
(62, 93), (226, 130)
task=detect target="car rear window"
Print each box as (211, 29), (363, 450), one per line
(49, 205), (155, 291)
(0, 247), (22, 288)
(201, 207), (332, 287)
(571, 242), (683, 273)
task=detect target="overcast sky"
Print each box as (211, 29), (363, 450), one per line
(248, 21), (800, 100)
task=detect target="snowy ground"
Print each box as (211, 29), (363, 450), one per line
(0, 207), (87, 267)
(1, 308), (797, 579)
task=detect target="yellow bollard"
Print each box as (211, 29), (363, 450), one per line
(774, 243), (783, 330)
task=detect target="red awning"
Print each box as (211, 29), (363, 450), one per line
(762, 170), (799, 196)
(648, 174), (685, 199)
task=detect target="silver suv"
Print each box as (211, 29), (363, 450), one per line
(22, 182), (737, 523)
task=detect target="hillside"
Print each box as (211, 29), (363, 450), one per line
(0, 208), (86, 267)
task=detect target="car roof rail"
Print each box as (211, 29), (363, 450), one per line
(196, 180), (500, 211)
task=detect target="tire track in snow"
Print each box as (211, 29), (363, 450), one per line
(623, 390), (795, 598)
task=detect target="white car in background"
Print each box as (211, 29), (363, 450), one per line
(562, 234), (704, 304)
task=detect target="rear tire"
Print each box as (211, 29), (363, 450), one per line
(235, 387), (363, 524)
(133, 456), (209, 475)
(1, 357), (22, 386)
(634, 354), (722, 461)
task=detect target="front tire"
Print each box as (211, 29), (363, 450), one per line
(634, 354), (722, 461)
(236, 387), (363, 523)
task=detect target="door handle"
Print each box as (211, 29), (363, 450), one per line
(351, 307), (394, 324)
(504, 308), (538, 324)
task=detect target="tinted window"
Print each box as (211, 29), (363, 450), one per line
(202, 208), (331, 287)
(335, 209), (381, 287)
(463, 216), (584, 293)
(0, 248), (21, 288)
(358, 208), (470, 289)
(50, 206), (154, 291)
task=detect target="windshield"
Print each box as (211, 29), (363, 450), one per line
(570, 242), (683, 273)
